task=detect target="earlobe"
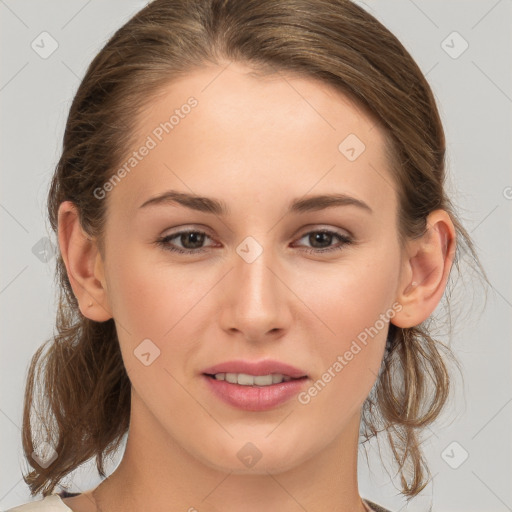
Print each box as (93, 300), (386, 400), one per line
(391, 209), (456, 328)
(57, 201), (112, 322)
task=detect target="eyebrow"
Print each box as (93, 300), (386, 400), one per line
(138, 190), (373, 215)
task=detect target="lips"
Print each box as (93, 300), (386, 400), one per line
(202, 359), (309, 411)
(202, 359), (308, 379)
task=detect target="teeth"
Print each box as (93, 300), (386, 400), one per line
(213, 373), (294, 386)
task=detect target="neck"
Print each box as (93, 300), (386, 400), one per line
(92, 390), (368, 512)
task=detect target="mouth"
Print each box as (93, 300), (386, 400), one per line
(200, 359), (309, 410)
(202, 371), (309, 411)
(203, 373), (308, 387)
(202, 359), (308, 382)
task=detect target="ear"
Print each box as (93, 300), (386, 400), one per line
(57, 201), (112, 321)
(392, 209), (456, 328)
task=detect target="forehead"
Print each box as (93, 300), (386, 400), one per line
(106, 62), (396, 219)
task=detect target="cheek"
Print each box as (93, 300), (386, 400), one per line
(104, 248), (207, 398)
(294, 252), (400, 406)
(105, 242), (207, 337)
(299, 250), (400, 342)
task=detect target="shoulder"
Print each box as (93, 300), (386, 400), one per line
(7, 494), (390, 512)
(363, 498), (393, 512)
(6, 494), (71, 512)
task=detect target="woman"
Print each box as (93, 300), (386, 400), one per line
(9, 0), (483, 511)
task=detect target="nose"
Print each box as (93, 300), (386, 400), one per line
(219, 243), (292, 342)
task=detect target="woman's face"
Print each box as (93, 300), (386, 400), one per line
(98, 62), (406, 473)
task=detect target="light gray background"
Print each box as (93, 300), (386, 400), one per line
(1, 1), (511, 511)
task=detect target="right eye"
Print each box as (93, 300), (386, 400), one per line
(155, 229), (215, 254)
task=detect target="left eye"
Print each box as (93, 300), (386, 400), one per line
(294, 229), (353, 254)
(155, 229), (353, 255)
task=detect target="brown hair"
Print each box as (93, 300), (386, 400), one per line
(22, 0), (485, 501)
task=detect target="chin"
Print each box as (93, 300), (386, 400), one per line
(191, 436), (313, 476)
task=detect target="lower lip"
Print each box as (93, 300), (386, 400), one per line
(203, 374), (308, 411)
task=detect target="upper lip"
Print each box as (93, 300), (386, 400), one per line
(202, 359), (308, 379)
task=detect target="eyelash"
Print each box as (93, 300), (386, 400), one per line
(155, 228), (354, 255)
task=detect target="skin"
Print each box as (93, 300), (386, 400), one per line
(57, 61), (456, 512)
